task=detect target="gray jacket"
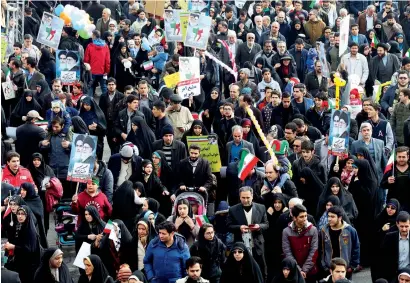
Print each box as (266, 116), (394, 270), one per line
(350, 138), (387, 179)
(39, 134), (71, 178)
(226, 140), (255, 163)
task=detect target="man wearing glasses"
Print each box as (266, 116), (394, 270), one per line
(382, 70), (409, 117)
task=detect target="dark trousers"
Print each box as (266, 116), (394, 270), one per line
(252, 247), (267, 281)
(88, 74), (107, 97)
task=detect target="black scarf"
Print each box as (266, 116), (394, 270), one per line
(34, 248), (73, 283)
(27, 153), (55, 189)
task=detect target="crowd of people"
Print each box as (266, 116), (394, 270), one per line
(1, 0), (410, 283)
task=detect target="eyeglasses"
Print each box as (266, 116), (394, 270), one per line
(233, 250), (243, 254)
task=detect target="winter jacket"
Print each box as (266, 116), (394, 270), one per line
(305, 107), (331, 135)
(257, 79), (282, 99)
(166, 106), (194, 140)
(95, 160), (114, 204)
(84, 39), (111, 75)
(10, 69), (25, 99)
(45, 177), (63, 212)
(1, 165), (34, 187)
(320, 222), (360, 270)
(404, 118), (410, 147)
(282, 221), (319, 275)
(151, 140), (187, 174)
(270, 103), (300, 129)
(144, 234), (191, 283)
(304, 71), (328, 97)
(304, 20), (326, 45)
(178, 158), (213, 190)
(71, 190), (112, 221)
(258, 31), (286, 47)
(390, 101), (410, 145)
(150, 52), (169, 72)
(107, 154), (143, 190)
(289, 48), (308, 80)
(15, 123), (47, 167)
(39, 133), (71, 178)
(292, 155), (327, 185)
(46, 109), (72, 135)
(291, 98), (314, 116)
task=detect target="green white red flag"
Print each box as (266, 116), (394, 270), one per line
(238, 151), (259, 181)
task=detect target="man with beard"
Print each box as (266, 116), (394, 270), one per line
(382, 70), (410, 118)
(320, 206), (360, 280)
(218, 102), (242, 146)
(340, 42), (369, 87)
(289, 39), (308, 80)
(277, 11), (291, 39)
(347, 24), (368, 46)
(259, 22), (286, 47)
(251, 15), (267, 44)
(272, 41), (295, 68)
(306, 92), (331, 134)
(382, 146), (410, 213)
(292, 140), (327, 186)
(254, 40), (276, 68)
(370, 43), (401, 84)
(227, 186), (269, 280)
(271, 93), (300, 129)
(319, 0), (337, 29)
(327, 33), (346, 72)
(236, 71), (260, 102)
(235, 33), (261, 68)
(174, 144), (213, 202)
(304, 60), (328, 97)
(304, 9), (326, 45)
(293, 118), (322, 143)
(291, 84), (314, 116)
(220, 31), (242, 98)
(390, 88), (410, 147)
(176, 257), (209, 283)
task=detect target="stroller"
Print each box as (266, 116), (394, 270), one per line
(171, 188), (208, 217)
(54, 199), (77, 248)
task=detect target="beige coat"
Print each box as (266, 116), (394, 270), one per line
(304, 19), (326, 45)
(166, 106), (194, 140)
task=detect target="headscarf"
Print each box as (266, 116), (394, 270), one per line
(152, 150), (172, 179)
(71, 116), (90, 134)
(15, 205), (40, 253)
(37, 48), (55, 75)
(79, 96), (107, 131)
(172, 199), (195, 239)
(181, 120), (209, 146)
(126, 116), (156, 159)
(130, 270), (148, 283)
(203, 87), (222, 116)
(34, 247), (73, 283)
(147, 198), (160, 214)
(11, 90), (42, 122)
(299, 167), (325, 216)
(112, 181), (140, 223)
(81, 255), (111, 283)
(354, 147), (378, 182)
(27, 153), (55, 190)
(272, 258), (305, 283)
(375, 198), (400, 230)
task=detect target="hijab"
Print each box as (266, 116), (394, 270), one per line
(80, 205), (106, 231)
(354, 147), (378, 181)
(37, 48), (55, 74)
(71, 116), (90, 134)
(81, 255), (112, 283)
(181, 120), (209, 146)
(152, 150), (173, 179)
(12, 90), (42, 119)
(15, 205), (40, 253)
(28, 153), (55, 190)
(35, 79), (51, 105)
(34, 248), (73, 283)
(272, 258), (305, 283)
(203, 87), (222, 114)
(112, 181), (140, 221)
(375, 198), (400, 229)
(79, 96), (107, 131)
(147, 198), (160, 214)
(126, 116), (156, 159)
(299, 167), (325, 216)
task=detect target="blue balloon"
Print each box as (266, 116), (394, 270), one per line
(54, 4), (64, 17)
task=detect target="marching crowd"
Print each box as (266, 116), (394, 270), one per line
(1, 0), (410, 283)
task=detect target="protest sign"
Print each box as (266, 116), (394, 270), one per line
(328, 110), (350, 157)
(164, 9), (183, 41)
(37, 12), (64, 49)
(187, 135), (221, 173)
(184, 13), (211, 49)
(163, 72), (180, 89)
(180, 12), (190, 42)
(339, 16), (350, 57)
(73, 242), (91, 269)
(178, 57), (201, 99)
(56, 50), (81, 85)
(178, 79), (201, 99)
(148, 26), (164, 46)
(67, 134), (97, 183)
(188, 0), (210, 15)
(1, 81), (15, 100)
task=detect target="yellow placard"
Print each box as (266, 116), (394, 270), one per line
(180, 12), (189, 42)
(187, 135), (221, 173)
(1, 35), (8, 63)
(178, 0), (188, 11)
(163, 72), (180, 89)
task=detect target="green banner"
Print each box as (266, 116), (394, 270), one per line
(186, 135), (221, 173)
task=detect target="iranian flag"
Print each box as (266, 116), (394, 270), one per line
(2, 204), (11, 219)
(384, 148), (395, 174)
(238, 151), (259, 181)
(104, 220), (114, 234)
(371, 36), (379, 48)
(195, 215), (210, 227)
(404, 48), (410, 58)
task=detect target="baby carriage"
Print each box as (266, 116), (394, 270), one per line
(54, 199), (77, 248)
(171, 188), (208, 217)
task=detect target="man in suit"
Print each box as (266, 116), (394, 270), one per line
(348, 24), (369, 46)
(25, 56), (45, 91)
(350, 122), (387, 179)
(380, 211), (410, 282)
(227, 186), (269, 280)
(226, 125), (255, 163)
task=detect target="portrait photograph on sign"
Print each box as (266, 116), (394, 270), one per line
(67, 134), (97, 183)
(56, 50), (81, 85)
(36, 12), (64, 49)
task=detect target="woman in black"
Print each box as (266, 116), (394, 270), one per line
(98, 219), (133, 277)
(75, 205), (105, 254)
(138, 159), (170, 216)
(190, 223), (226, 283)
(2, 195), (25, 241)
(79, 96), (107, 160)
(299, 167), (325, 217)
(3, 205), (41, 283)
(126, 116), (156, 159)
(129, 218), (157, 272)
(317, 177), (358, 224)
(71, 116), (90, 134)
(35, 79), (51, 112)
(220, 242), (263, 283)
(10, 90), (42, 127)
(112, 180), (144, 232)
(114, 42), (137, 92)
(20, 182), (48, 248)
(272, 258), (305, 283)
(152, 150), (175, 194)
(79, 254), (114, 283)
(181, 119), (210, 149)
(34, 247), (74, 283)
(140, 197), (167, 226)
(27, 152), (55, 233)
(348, 159), (379, 266)
(37, 47), (56, 86)
(202, 88), (223, 132)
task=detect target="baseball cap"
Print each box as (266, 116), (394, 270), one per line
(26, 110), (43, 120)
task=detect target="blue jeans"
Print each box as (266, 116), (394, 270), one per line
(88, 74), (107, 97)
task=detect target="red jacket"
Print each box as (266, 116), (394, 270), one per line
(2, 166), (35, 187)
(84, 40), (110, 75)
(71, 190), (112, 222)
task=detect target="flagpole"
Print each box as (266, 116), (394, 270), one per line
(392, 150), (395, 177)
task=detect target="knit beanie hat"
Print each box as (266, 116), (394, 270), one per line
(120, 145), (134, 159)
(161, 124), (174, 137)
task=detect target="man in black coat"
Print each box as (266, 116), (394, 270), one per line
(380, 211), (410, 282)
(15, 111), (47, 167)
(1, 267), (21, 283)
(173, 144), (213, 201)
(270, 93), (300, 129)
(151, 125), (187, 174)
(227, 186), (269, 280)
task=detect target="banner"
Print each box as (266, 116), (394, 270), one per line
(1, 81), (15, 100)
(184, 13), (212, 49)
(67, 134), (97, 183)
(188, 0), (210, 15)
(186, 135), (221, 173)
(56, 50), (81, 85)
(328, 109), (350, 157)
(147, 26), (164, 46)
(339, 16), (350, 57)
(178, 57), (201, 99)
(1, 35), (7, 63)
(178, 78), (201, 99)
(164, 9), (183, 41)
(36, 12), (64, 49)
(163, 72), (180, 89)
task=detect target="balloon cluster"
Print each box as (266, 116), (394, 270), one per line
(245, 106), (278, 165)
(54, 4), (96, 39)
